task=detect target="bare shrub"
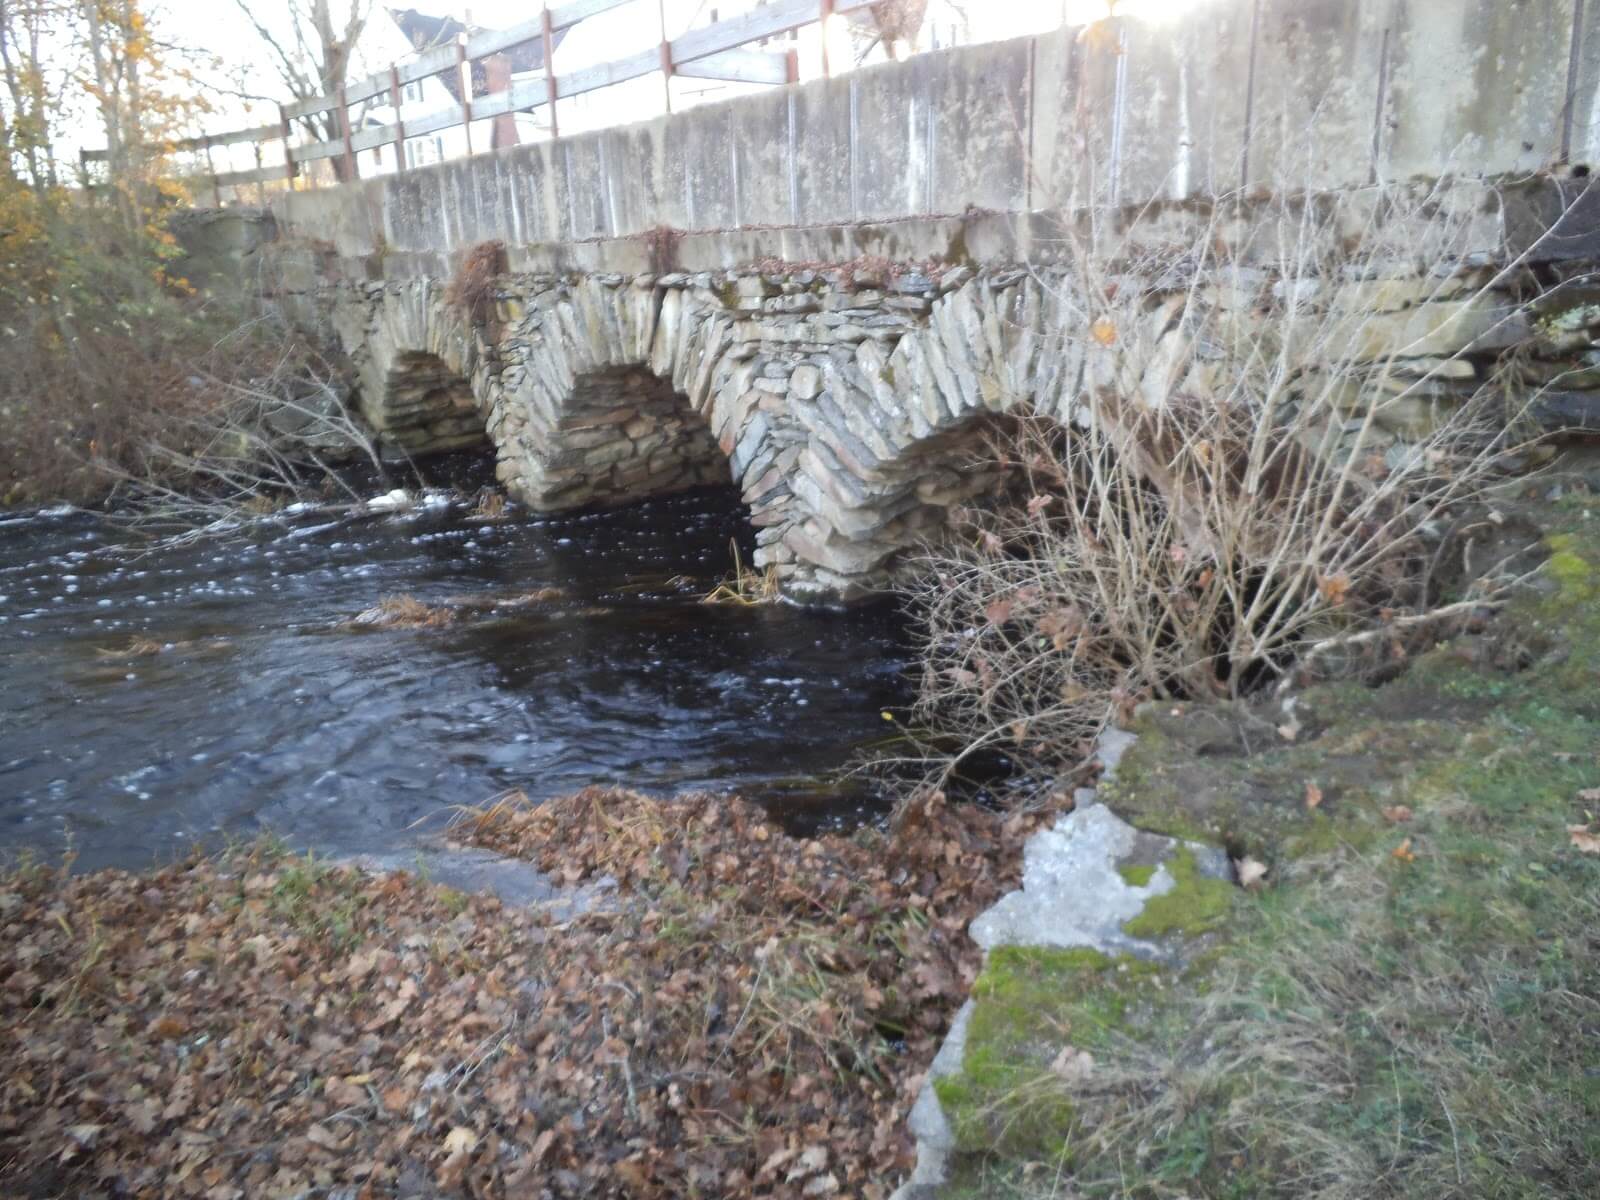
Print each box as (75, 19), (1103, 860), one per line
(90, 313), (387, 531)
(0, 197), (384, 520)
(904, 182), (1549, 793)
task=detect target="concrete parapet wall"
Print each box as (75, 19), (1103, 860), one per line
(271, 2), (1600, 264)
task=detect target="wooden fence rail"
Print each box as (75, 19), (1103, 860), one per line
(81, 0), (882, 200)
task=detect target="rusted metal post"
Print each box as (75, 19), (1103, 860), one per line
(785, 48), (799, 85)
(279, 104), (296, 187)
(820, 0), (835, 80)
(338, 84), (357, 182)
(658, 0), (673, 114)
(542, 5), (559, 139)
(389, 64), (407, 173)
(458, 35), (474, 158)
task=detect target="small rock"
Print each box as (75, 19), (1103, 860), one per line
(365, 489), (413, 513)
(790, 365), (823, 400)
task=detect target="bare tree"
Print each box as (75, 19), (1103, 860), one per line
(849, 0), (929, 61)
(0, 0), (60, 188)
(230, 0), (372, 180)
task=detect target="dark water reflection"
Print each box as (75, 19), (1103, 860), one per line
(0, 485), (910, 873)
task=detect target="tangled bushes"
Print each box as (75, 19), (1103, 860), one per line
(904, 184), (1543, 795)
(0, 191), (377, 516)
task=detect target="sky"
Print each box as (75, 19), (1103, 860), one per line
(72, 0), (1194, 161)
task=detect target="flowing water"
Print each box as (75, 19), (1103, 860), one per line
(0, 481), (911, 873)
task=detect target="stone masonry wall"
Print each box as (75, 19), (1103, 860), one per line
(306, 192), (1600, 604)
(327, 263), (1039, 603)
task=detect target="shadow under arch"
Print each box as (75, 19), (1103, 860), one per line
(504, 362), (731, 512)
(371, 349), (489, 457)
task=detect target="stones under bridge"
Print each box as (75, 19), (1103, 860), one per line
(331, 264), (1051, 603)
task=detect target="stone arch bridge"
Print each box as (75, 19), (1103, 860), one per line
(330, 263), (1060, 602)
(228, 2), (1600, 602)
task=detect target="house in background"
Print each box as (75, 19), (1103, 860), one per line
(328, 0), (1016, 180)
(353, 7), (569, 176)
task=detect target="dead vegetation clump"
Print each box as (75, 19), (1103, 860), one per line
(93, 635), (167, 658)
(345, 588), (570, 630)
(447, 240), (507, 333)
(0, 789), (1054, 1198)
(903, 183), (1546, 799)
(640, 224), (683, 274)
(346, 594), (460, 629)
(470, 488), (508, 520)
(700, 539), (782, 605)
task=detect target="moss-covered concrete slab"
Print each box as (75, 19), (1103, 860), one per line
(970, 804), (1232, 961)
(898, 776), (1238, 1197)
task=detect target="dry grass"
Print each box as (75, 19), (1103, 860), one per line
(702, 539), (782, 605)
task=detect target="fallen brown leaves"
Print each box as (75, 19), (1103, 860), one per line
(1567, 824), (1600, 854)
(0, 788), (1041, 1198)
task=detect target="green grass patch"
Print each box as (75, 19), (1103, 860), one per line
(940, 499), (1600, 1198)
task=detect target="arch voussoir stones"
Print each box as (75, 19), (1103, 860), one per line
(330, 281), (488, 457)
(326, 265), (1059, 605)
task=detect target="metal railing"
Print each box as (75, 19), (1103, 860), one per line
(82, 0), (886, 201)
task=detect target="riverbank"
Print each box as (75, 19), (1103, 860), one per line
(0, 789), (1056, 1198)
(5, 498), (1597, 1199)
(922, 491), (1600, 1198)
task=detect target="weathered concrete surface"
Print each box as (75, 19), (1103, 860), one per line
(898, 1000), (972, 1200)
(969, 803), (1232, 961)
(171, 207), (278, 295)
(891, 730), (1233, 1199)
(270, 5), (1595, 260)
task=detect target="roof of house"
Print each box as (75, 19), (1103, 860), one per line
(387, 7), (566, 100)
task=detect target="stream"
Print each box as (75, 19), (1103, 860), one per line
(0, 482), (911, 873)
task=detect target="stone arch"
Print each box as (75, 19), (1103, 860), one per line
(337, 280), (492, 458)
(485, 278), (736, 512)
(752, 271), (1068, 602)
(336, 268), (1081, 604)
